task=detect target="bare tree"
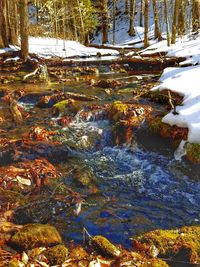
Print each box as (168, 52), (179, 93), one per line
(144, 0), (149, 47)
(192, 0), (200, 32)
(128, 0), (136, 36)
(171, 0), (181, 44)
(152, 0), (162, 40)
(102, 0), (108, 44)
(19, 0), (29, 61)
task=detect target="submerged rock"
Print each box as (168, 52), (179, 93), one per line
(92, 235), (121, 258)
(10, 223), (62, 251)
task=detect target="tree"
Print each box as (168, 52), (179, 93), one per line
(19, 0), (29, 61)
(128, 0), (136, 36)
(171, 0), (181, 44)
(144, 0), (149, 47)
(152, 0), (162, 40)
(192, 0), (200, 32)
(101, 0), (108, 44)
(164, 0), (170, 46)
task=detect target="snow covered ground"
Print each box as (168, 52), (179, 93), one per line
(150, 33), (200, 145)
(0, 37), (119, 59)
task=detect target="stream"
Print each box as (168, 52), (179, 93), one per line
(1, 72), (200, 266)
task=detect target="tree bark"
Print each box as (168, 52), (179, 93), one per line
(192, 0), (200, 32)
(102, 0), (108, 44)
(171, 0), (181, 44)
(164, 0), (170, 46)
(144, 0), (149, 47)
(152, 0), (162, 40)
(19, 0), (29, 61)
(128, 0), (136, 36)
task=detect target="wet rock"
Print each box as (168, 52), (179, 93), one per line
(148, 116), (188, 146)
(44, 244), (68, 265)
(133, 226), (200, 264)
(10, 223), (62, 251)
(91, 79), (123, 89)
(52, 99), (81, 117)
(37, 91), (99, 108)
(73, 165), (99, 193)
(186, 143), (200, 164)
(92, 235), (121, 258)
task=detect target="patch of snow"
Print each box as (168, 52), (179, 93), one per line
(152, 65), (200, 143)
(28, 37), (119, 58)
(4, 56), (20, 63)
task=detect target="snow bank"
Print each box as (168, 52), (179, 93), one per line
(153, 65), (200, 143)
(28, 37), (119, 58)
(141, 34), (200, 66)
(0, 37), (119, 58)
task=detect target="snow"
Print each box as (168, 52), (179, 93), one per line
(0, 37), (119, 59)
(152, 65), (200, 144)
(28, 37), (119, 58)
(141, 34), (200, 66)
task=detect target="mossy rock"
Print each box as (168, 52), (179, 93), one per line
(10, 223), (62, 251)
(53, 99), (80, 116)
(44, 244), (68, 265)
(134, 226), (200, 263)
(92, 235), (121, 258)
(53, 100), (70, 113)
(108, 101), (128, 122)
(186, 143), (200, 164)
(141, 258), (170, 267)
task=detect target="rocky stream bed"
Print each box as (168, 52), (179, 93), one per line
(0, 55), (200, 267)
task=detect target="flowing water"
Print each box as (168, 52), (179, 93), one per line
(1, 73), (200, 263)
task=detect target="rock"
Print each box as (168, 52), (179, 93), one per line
(52, 99), (81, 116)
(186, 143), (200, 164)
(44, 244), (68, 265)
(108, 101), (128, 122)
(133, 226), (200, 264)
(10, 223), (62, 251)
(92, 235), (121, 258)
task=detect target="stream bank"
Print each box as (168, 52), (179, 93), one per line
(0, 54), (200, 267)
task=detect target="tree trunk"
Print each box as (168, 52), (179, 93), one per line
(102, 0), (108, 44)
(125, 0), (129, 14)
(7, 0), (18, 45)
(113, 0), (116, 44)
(152, 0), (162, 40)
(171, 0), (181, 44)
(0, 0), (9, 48)
(192, 0), (200, 32)
(19, 0), (29, 61)
(164, 0), (170, 46)
(144, 0), (149, 47)
(128, 0), (136, 36)
(177, 1), (186, 36)
(139, 0), (143, 27)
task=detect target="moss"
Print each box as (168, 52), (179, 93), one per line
(92, 235), (121, 258)
(53, 100), (69, 113)
(140, 258), (170, 267)
(10, 223), (62, 251)
(108, 101), (128, 121)
(186, 143), (200, 164)
(44, 244), (68, 265)
(134, 226), (200, 263)
(149, 117), (163, 134)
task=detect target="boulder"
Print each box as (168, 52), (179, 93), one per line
(10, 223), (62, 251)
